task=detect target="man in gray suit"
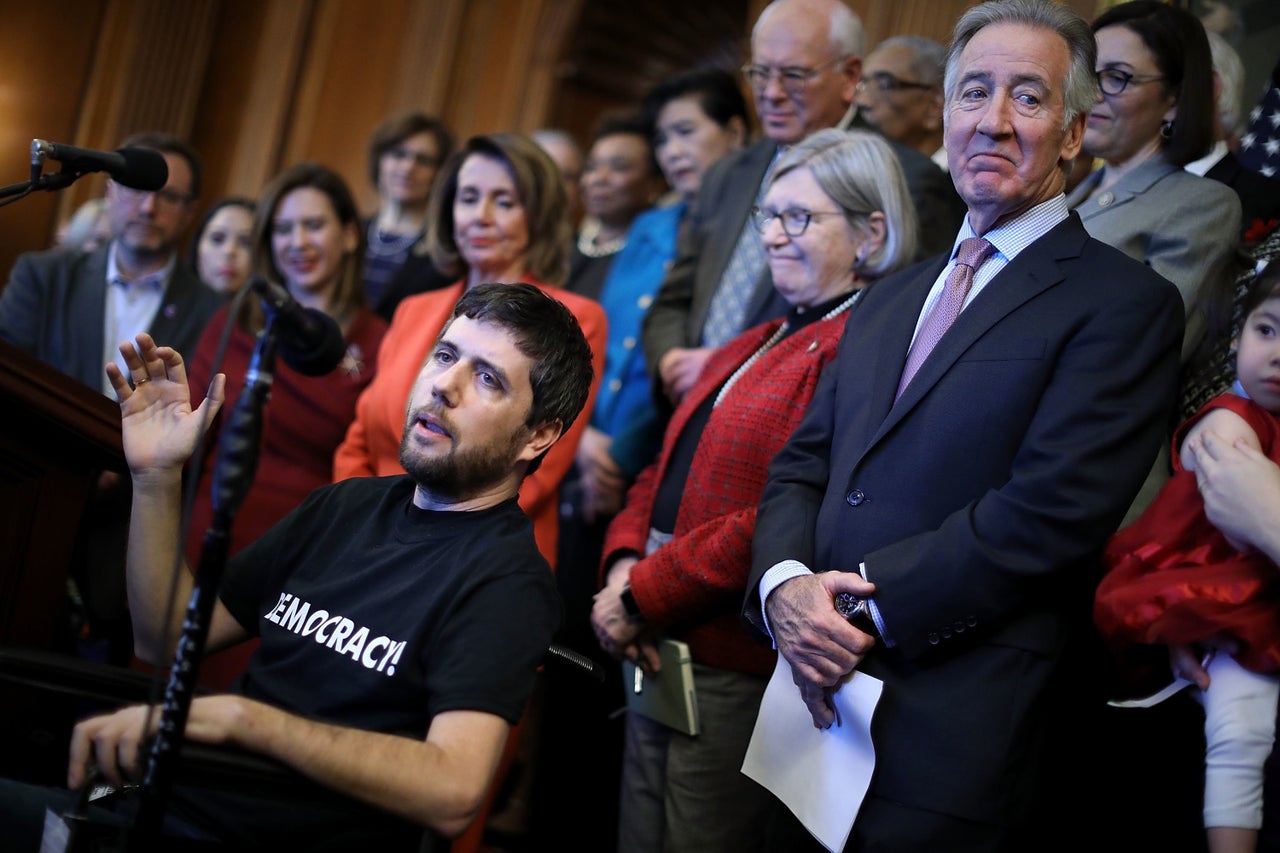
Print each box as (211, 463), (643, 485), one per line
(641, 0), (964, 406)
(0, 131), (222, 395)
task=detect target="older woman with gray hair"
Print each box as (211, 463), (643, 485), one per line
(590, 127), (917, 853)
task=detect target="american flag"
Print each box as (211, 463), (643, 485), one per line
(1239, 55), (1280, 178)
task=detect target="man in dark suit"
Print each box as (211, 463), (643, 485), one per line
(743, 1), (1185, 849)
(641, 0), (964, 407)
(0, 132), (222, 395)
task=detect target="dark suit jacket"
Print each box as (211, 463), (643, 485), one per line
(0, 244), (224, 390)
(641, 135), (964, 379)
(1206, 150), (1280, 247)
(743, 213), (1184, 833)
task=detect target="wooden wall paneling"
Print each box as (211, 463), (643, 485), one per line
(546, 0), (749, 151)
(220, 1), (315, 198)
(387, 0), (470, 118)
(850, 0), (985, 49)
(281, 0), (476, 215)
(0, 0), (106, 277)
(510, 0), (585, 137)
(116, 0), (219, 137)
(280, 0), (341, 177)
(190, 0), (301, 208)
(445, 0), (554, 139)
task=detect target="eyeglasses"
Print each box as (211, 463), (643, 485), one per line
(386, 146), (439, 169)
(1095, 68), (1165, 96)
(751, 206), (845, 237)
(858, 71), (936, 94)
(742, 56), (847, 98)
(111, 181), (193, 209)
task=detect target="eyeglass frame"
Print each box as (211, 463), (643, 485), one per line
(1095, 68), (1165, 97)
(110, 180), (194, 209)
(384, 145), (440, 170)
(857, 70), (937, 95)
(741, 55), (849, 98)
(751, 205), (849, 237)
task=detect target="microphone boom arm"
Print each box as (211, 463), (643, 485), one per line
(127, 317), (282, 847)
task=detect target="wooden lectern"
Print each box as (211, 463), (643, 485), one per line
(0, 338), (125, 651)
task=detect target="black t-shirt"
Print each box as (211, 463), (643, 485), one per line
(170, 475), (559, 851)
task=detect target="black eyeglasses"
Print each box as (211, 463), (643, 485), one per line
(751, 206), (845, 237)
(742, 56), (846, 98)
(387, 146), (439, 169)
(111, 182), (193, 209)
(858, 71), (936, 94)
(1095, 68), (1165, 96)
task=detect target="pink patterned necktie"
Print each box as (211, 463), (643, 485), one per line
(895, 237), (996, 400)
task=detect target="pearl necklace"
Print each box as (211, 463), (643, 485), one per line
(713, 288), (863, 408)
(577, 218), (626, 258)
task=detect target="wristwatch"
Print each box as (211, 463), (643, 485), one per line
(620, 584), (643, 622)
(835, 592), (877, 636)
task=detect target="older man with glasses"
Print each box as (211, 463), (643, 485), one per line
(0, 131), (222, 394)
(854, 35), (949, 171)
(641, 0), (963, 408)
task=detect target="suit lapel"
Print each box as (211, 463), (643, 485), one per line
(862, 258), (947, 424)
(1070, 158), (1177, 222)
(863, 215), (1088, 453)
(147, 262), (197, 344)
(72, 248), (110, 386)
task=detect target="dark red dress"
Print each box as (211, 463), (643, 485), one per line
(180, 305), (387, 689)
(1094, 393), (1280, 674)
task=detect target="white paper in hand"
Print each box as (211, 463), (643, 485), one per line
(741, 654), (883, 853)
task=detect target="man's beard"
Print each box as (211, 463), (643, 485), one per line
(398, 418), (525, 501)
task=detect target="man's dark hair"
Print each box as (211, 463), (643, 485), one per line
(119, 131), (203, 198)
(366, 112), (456, 187)
(448, 282), (594, 471)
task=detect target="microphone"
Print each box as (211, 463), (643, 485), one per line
(31, 139), (169, 191)
(248, 276), (347, 376)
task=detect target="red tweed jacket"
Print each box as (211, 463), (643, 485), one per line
(602, 303), (855, 676)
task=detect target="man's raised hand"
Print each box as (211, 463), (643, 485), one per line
(105, 333), (225, 475)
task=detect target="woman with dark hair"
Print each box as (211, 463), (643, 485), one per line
(362, 111), (456, 319)
(189, 196), (255, 295)
(567, 113), (665, 300)
(183, 163), (388, 689)
(1066, 0), (1240, 321)
(334, 132), (606, 568)
(571, 68), (749, 533)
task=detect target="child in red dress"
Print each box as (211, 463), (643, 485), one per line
(1095, 265), (1280, 853)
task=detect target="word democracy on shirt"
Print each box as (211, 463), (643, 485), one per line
(264, 592), (407, 676)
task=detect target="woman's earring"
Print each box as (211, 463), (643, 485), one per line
(1160, 119), (1174, 140)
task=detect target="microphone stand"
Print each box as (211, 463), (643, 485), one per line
(123, 310), (284, 849)
(0, 171), (82, 208)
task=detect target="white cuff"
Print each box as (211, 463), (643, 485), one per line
(758, 560), (814, 647)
